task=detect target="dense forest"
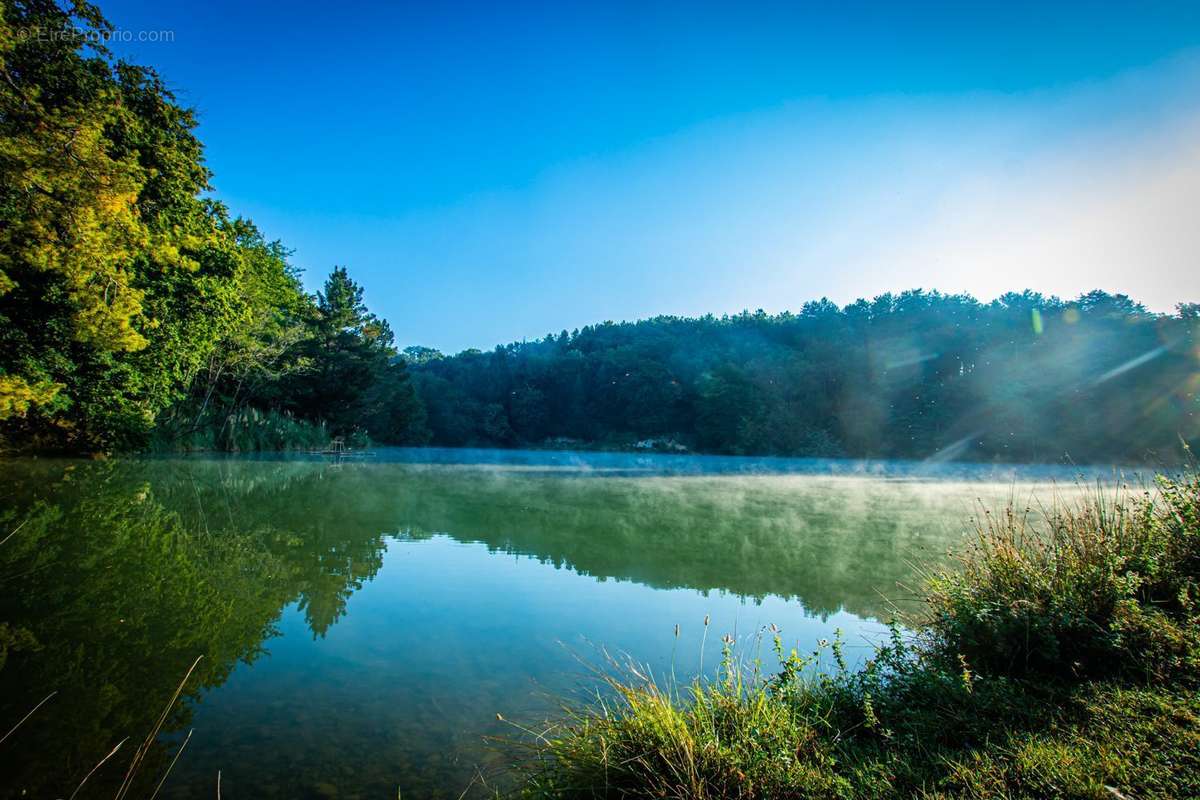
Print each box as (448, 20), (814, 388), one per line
(1, 2), (1197, 462)
(407, 293), (1199, 463)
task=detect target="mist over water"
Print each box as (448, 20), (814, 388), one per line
(0, 449), (1125, 798)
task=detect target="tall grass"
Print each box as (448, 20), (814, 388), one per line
(150, 407), (333, 452)
(512, 473), (1200, 799)
(925, 476), (1200, 682)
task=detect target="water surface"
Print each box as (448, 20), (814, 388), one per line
(0, 449), (1113, 798)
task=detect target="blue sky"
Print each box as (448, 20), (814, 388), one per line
(102, 1), (1200, 352)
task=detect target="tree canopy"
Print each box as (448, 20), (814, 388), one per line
(0, 1), (424, 451)
(408, 290), (1199, 464)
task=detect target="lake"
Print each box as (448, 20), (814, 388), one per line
(0, 449), (1120, 799)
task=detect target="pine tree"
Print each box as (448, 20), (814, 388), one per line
(285, 267), (426, 442)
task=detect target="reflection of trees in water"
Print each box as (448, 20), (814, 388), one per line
(387, 466), (983, 619)
(0, 457), (1018, 798)
(0, 458), (388, 799)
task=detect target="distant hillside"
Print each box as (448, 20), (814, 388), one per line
(406, 290), (1199, 464)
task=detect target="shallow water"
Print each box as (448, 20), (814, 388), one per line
(0, 449), (1124, 798)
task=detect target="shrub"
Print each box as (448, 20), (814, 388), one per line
(924, 474), (1200, 682)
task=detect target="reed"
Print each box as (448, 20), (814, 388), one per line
(150, 407), (333, 452)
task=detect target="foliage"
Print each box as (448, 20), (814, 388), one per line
(0, 2), (425, 452)
(276, 267), (426, 442)
(149, 406), (332, 452)
(925, 474), (1200, 682)
(0, 374), (61, 419)
(0, 0), (209, 448)
(512, 473), (1200, 799)
(151, 259), (428, 451)
(411, 291), (1200, 462)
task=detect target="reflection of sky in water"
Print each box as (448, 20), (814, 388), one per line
(175, 534), (877, 798)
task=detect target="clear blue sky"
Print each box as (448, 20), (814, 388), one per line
(102, 0), (1200, 352)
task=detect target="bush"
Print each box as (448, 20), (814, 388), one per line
(924, 474), (1200, 682)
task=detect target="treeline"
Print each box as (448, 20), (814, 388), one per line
(0, 1), (425, 452)
(408, 291), (1199, 463)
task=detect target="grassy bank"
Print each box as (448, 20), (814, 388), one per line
(512, 473), (1200, 799)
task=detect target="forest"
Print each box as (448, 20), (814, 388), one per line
(409, 293), (1199, 463)
(1, 1), (1197, 463)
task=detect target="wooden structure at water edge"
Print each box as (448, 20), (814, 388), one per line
(307, 437), (376, 458)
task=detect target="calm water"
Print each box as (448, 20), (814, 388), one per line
(0, 449), (1117, 798)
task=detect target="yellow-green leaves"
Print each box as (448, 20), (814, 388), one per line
(0, 375), (63, 419)
(0, 2), (222, 447)
(0, 94), (153, 352)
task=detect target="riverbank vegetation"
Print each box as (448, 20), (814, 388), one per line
(513, 471), (1200, 798)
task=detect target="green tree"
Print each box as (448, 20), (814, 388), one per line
(361, 356), (430, 444)
(0, 0), (318, 451)
(284, 267), (425, 442)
